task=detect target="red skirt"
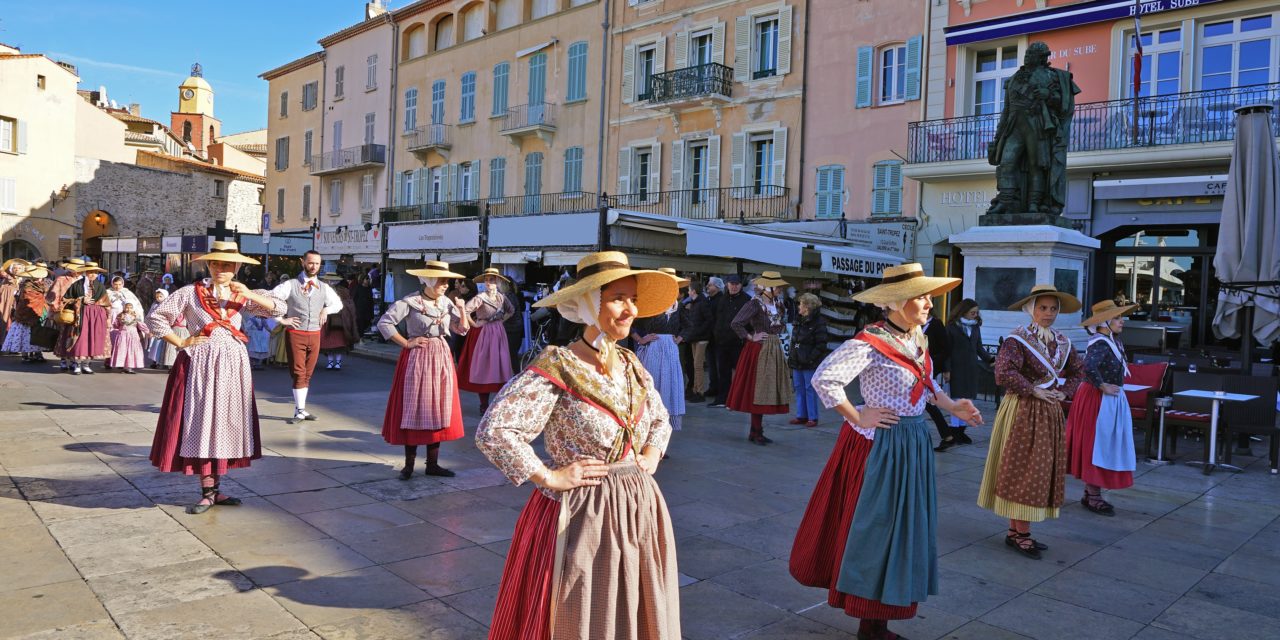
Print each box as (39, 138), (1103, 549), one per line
(489, 490), (558, 640)
(319, 325), (351, 351)
(381, 346), (465, 446)
(726, 340), (788, 414)
(790, 424), (919, 620)
(149, 352), (262, 475)
(1065, 383), (1134, 490)
(456, 326), (507, 394)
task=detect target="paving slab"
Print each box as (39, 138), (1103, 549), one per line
(263, 486), (376, 515)
(310, 598), (488, 640)
(438, 584), (499, 628)
(266, 565), (431, 627)
(0, 523), (82, 592)
(340, 520), (475, 564)
(86, 556), (254, 616)
(1029, 567), (1182, 624)
(980, 592), (1145, 640)
(1152, 596), (1280, 640)
(678, 581), (790, 640)
(220, 537), (377, 587)
(0, 580), (113, 638)
(384, 545), (507, 598)
(113, 589), (307, 640)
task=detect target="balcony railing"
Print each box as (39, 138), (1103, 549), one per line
(380, 199), (482, 223)
(646, 63), (733, 105)
(608, 186), (791, 221)
(381, 191), (600, 222)
(309, 143), (387, 175)
(500, 103), (557, 133)
(405, 124), (451, 152)
(907, 81), (1280, 164)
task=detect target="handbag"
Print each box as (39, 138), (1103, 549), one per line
(55, 308), (76, 325)
(30, 324), (59, 349)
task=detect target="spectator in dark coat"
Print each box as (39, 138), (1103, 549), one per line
(503, 284), (526, 368)
(683, 280), (715, 401)
(704, 277), (725, 402)
(352, 276), (376, 335)
(710, 274), (750, 407)
(787, 293), (829, 427)
(939, 298), (994, 450)
(923, 309), (955, 450)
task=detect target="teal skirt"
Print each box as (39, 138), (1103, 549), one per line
(834, 414), (938, 607)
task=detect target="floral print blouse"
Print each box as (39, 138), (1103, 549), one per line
(1083, 335), (1127, 387)
(475, 346), (672, 500)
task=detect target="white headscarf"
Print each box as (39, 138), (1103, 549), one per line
(1022, 300), (1057, 344)
(557, 289), (613, 358)
(417, 276), (441, 289)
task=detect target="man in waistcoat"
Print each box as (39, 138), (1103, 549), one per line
(272, 251), (343, 423)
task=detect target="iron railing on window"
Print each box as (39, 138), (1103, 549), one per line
(405, 124), (451, 150)
(500, 103), (557, 132)
(379, 200), (482, 223)
(907, 81), (1280, 164)
(608, 185), (790, 221)
(647, 63), (733, 104)
(310, 143), (386, 172)
(488, 191), (599, 217)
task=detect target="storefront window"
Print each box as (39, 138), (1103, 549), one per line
(1197, 13), (1278, 91)
(1113, 228), (1200, 248)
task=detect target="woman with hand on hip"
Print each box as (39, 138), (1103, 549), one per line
(147, 242), (286, 514)
(457, 267), (516, 414)
(378, 260), (471, 480)
(977, 284), (1084, 559)
(477, 251), (682, 640)
(1066, 300), (1139, 516)
(790, 263), (983, 640)
(728, 271), (795, 445)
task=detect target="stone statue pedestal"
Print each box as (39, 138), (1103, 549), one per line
(979, 213), (1076, 229)
(948, 224), (1100, 348)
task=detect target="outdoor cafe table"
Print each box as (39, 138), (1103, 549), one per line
(1173, 389), (1259, 475)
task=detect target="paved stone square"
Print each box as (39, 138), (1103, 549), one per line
(1, 352), (1278, 639)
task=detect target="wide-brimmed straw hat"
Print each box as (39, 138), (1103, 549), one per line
(853, 263), (960, 305)
(79, 261), (107, 274)
(472, 267), (511, 284)
(61, 258), (88, 271)
(20, 264), (49, 280)
(2, 258), (31, 273)
(658, 267), (691, 287)
(1007, 284), (1082, 314)
(533, 251), (679, 318)
(406, 259), (465, 279)
(753, 270), (789, 288)
(191, 241), (261, 265)
(1080, 300), (1138, 326)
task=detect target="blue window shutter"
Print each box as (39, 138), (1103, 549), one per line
(904, 35), (923, 102)
(815, 167), (830, 218)
(831, 167), (845, 217)
(855, 46), (874, 109)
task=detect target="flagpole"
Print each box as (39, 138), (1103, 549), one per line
(1132, 0), (1143, 146)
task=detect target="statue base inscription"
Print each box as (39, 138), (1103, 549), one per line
(979, 213), (1076, 229)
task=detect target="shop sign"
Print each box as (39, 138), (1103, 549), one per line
(138, 237), (162, 254)
(386, 219), (480, 252)
(1108, 195), (1222, 213)
(116, 238), (137, 253)
(239, 234), (313, 256)
(844, 221), (916, 258)
(821, 251), (901, 279)
(489, 212), (599, 248)
(315, 226), (382, 255)
(101, 238), (119, 252)
(180, 236), (209, 253)
(161, 236), (182, 253)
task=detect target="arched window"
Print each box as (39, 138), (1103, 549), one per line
(495, 0), (519, 31)
(209, 125), (215, 144)
(404, 24), (427, 59)
(461, 3), (484, 41)
(434, 15), (455, 51)
(182, 121), (192, 143)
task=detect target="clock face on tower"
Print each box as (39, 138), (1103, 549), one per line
(182, 89), (195, 100)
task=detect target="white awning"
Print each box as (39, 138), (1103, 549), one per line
(517, 41), (555, 58)
(813, 244), (903, 278)
(678, 223), (805, 268)
(439, 252), (479, 264)
(491, 250), (543, 264)
(544, 250), (591, 266)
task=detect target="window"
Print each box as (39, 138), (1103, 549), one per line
(332, 120), (343, 153)
(524, 152), (543, 213)
(276, 189), (285, 222)
(567, 42), (588, 101)
(459, 162), (474, 200)
(334, 65), (345, 98)
(1127, 28), (1182, 97)
(364, 113), (375, 145)
(304, 130), (314, 166)
(750, 134), (774, 193)
(688, 141), (709, 194)
(431, 167), (444, 203)
(489, 157), (506, 199)
(496, 0), (519, 30)
(366, 54), (378, 91)
(279, 90), (289, 117)
(1198, 14), (1278, 91)
(435, 15), (455, 50)
(274, 136), (290, 171)
(302, 81), (318, 110)
(301, 184), (311, 220)
(635, 149), (652, 199)
(361, 174), (374, 212)
(460, 72), (476, 122)
(754, 15), (779, 78)
(528, 52), (547, 105)
(182, 121), (192, 143)
(532, 0), (555, 20)
(637, 44), (657, 100)
(815, 165), (845, 218)
(879, 45), (907, 103)
(0, 117), (16, 153)
(462, 6), (484, 41)
(691, 30), (713, 66)
(406, 25), (427, 59)
(0, 177), (17, 212)
(872, 160), (903, 215)
(431, 80), (446, 124)
(329, 179), (343, 214)
(972, 45), (1019, 115)
(36, 75), (45, 90)
(492, 62), (510, 116)
(213, 180), (226, 198)
(405, 88), (418, 132)
(564, 146), (584, 192)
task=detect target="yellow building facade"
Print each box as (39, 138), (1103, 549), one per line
(260, 52), (325, 232)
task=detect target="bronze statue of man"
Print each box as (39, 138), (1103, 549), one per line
(985, 42), (1080, 216)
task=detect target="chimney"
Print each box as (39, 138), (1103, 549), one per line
(128, 103), (141, 116)
(365, 0), (386, 20)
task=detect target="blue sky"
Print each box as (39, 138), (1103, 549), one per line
(1, 1), (413, 134)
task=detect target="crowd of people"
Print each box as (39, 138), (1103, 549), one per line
(0, 245), (1155, 640)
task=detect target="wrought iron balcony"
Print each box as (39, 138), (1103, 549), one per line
(646, 63), (733, 106)
(608, 185), (791, 221)
(406, 124), (452, 155)
(309, 144), (387, 176)
(907, 81), (1280, 164)
(500, 103), (557, 144)
(379, 199), (482, 223)
(381, 191), (600, 221)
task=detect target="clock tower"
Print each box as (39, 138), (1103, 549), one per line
(170, 63), (222, 157)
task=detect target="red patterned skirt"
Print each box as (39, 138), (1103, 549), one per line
(1065, 383), (1135, 490)
(382, 345), (466, 446)
(149, 352), (262, 475)
(726, 340), (789, 415)
(488, 490), (559, 640)
(790, 424), (919, 620)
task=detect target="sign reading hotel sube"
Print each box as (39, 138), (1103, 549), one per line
(1129, 0), (1225, 17)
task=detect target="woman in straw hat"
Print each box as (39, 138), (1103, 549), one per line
(728, 270), (794, 444)
(2, 262), (53, 362)
(318, 271), (359, 370)
(49, 259), (85, 370)
(146, 241), (286, 514)
(476, 250), (681, 639)
(457, 267), (516, 413)
(1065, 300), (1139, 516)
(378, 260), (471, 479)
(977, 284), (1085, 559)
(0, 258), (30, 344)
(58, 260), (110, 375)
(791, 263), (983, 640)
(631, 266), (691, 433)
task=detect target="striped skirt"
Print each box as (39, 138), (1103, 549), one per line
(489, 463), (680, 639)
(727, 339), (790, 415)
(636, 334), (685, 430)
(381, 337), (464, 446)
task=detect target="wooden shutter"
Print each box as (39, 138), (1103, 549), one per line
(393, 172), (403, 207)
(415, 168), (427, 205)
(670, 140), (684, 191)
(815, 167), (830, 218)
(712, 22), (726, 65)
(905, 35), (923, 102)
(674, 31), (689, 69)
(730, 132), (746, 189)
(777, 6), (794, 75)
(733, 17), (750, 82)
(832, 166), (846, 217)
(771, 127), (787, 189)
(617, 148), (632, 199)
(872, 163), (888, 214)
(16, 121), (27, 155)
(887, 162), (902, 214)
(648, 143), (662, 203)
(654, 36), (667, 74)
(855, 46), (874, 108)
(469, 161), (481, 200)
(622, 45), (636, 104)
(707, 136), (722, 213)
